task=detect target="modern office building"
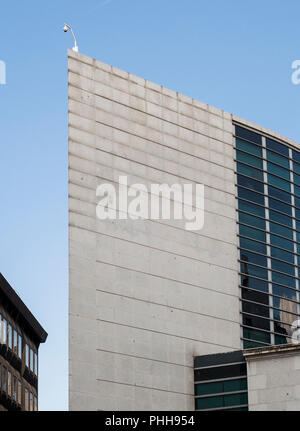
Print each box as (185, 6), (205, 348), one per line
(68, 50), (300, 411)
(0, 273), (47, 411)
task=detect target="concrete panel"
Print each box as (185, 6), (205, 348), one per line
(68, 50), (240, 411)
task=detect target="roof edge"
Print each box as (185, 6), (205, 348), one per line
(0, 273), (47, 344)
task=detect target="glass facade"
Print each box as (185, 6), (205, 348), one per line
(236, 125), (300, 348)
(194, 351), (248, 411)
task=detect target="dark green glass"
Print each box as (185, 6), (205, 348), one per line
(236, 139), (262, 157)
(237, 162), (264, 181)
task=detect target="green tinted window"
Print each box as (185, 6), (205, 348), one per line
(270, 246), (294, 264)
(267, 150), (290, 168)
(267, 162), (290, 180)
(240, 262), (268, 280)
(270, 234), (294, 252)
(269, 222), (293, 240)
(239, 237), (267, 255)
(237, 162), (263, 181)
(224, 392), (248, 407)
(195, 382), (223, 396)
(243, 328), (271, 343)
(271, 259), (295, 276)
(236, 139), (262, 157)
(239, 212), (266, 230)
(269, 210), (293, 228)
(240, 249), (268, 267)
(237, 150), (263, 169)
(268, 174), (290, 192)
(196, 396), (223, 410)
(293, 162), (300, 175)
(238, 200), (265, 217)
(223, 379), (247, 393)
(239, 225), (266, 242)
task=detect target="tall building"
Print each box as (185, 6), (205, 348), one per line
(68, 50), (300, 411)
(0, 274), (47, 411)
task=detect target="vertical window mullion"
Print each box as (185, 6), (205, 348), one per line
(262, 137), (275, 344)
(290, 151), (300, 316)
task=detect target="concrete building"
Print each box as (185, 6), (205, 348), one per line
(68, 50), (300, 411)
(244, 344), (300, 411)
(0, 273), (47, 411)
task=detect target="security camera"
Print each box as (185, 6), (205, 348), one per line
(63, 23), (79, 52)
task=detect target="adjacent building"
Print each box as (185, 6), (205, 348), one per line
(68, 50), (300, 411)
(0, 273), (47, 411)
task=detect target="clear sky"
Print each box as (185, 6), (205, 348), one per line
(0, 0), (299, 411)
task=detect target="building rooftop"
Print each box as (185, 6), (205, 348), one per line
(0, 273), (47, 344)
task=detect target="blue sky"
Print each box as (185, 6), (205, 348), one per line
(0, 0), (299, 411)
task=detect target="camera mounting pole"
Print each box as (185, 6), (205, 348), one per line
(63, 23), (79, 53)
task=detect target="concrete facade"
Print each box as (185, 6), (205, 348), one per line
(68, 50), (242, 411)
(245, 344), (300, 411)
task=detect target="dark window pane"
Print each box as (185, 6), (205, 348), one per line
(268, 186), (291, 204)
(196, 396), (223, 410)
(275, 334), (288, 345)
(236, 139), (262, 157)
(270, 246), (294, 263)
(269, 210), (292, 228)
(194, 363), (247, 382)
(195, 379), (248, 397)
(236, 126), (262, 145)
(266, 139), (289, 157)
(224, 392), (248, 407)
(238, 200), (265, 217)
(271, 259), (295, 276)
(243, 327), (271, 343)
(272, 272), (296, 288)
(241, 288), (269, 305)
(239, 225), (266, 242)
(243, 314), (270, 331)
(293, 162), (300, 175)
(241, 275), (269, 292)
(239, 212), (266, 230)
(267, 162), (290, 180)
(269, 198), (292, 215)
(294, 173), (300, 186)
(242, 301), (269, 318)
(292, 150), (300, 164)
(239, 237), (267, 255)
(223, 379), (247, 393)
(240, 249), (268, 267)
(295, 197), (300, 209)
(295, 196), (300, 208)
(243, 340), (265, 348)
(240, 262), (268, 280)
(237, 151), (263, 169)
(268, 174), (290, 192)
(294, 185), (300, 198)
(267, 150), (290, 168)
(238, 187), (265, 205)
(272, 284), (297, 301)
(270, 234), (294, 252)
(238, 175), (264, 193)
(237, 162), (263, 181)
(269, 222), (293, 240)
(195, 382), (223, 396)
